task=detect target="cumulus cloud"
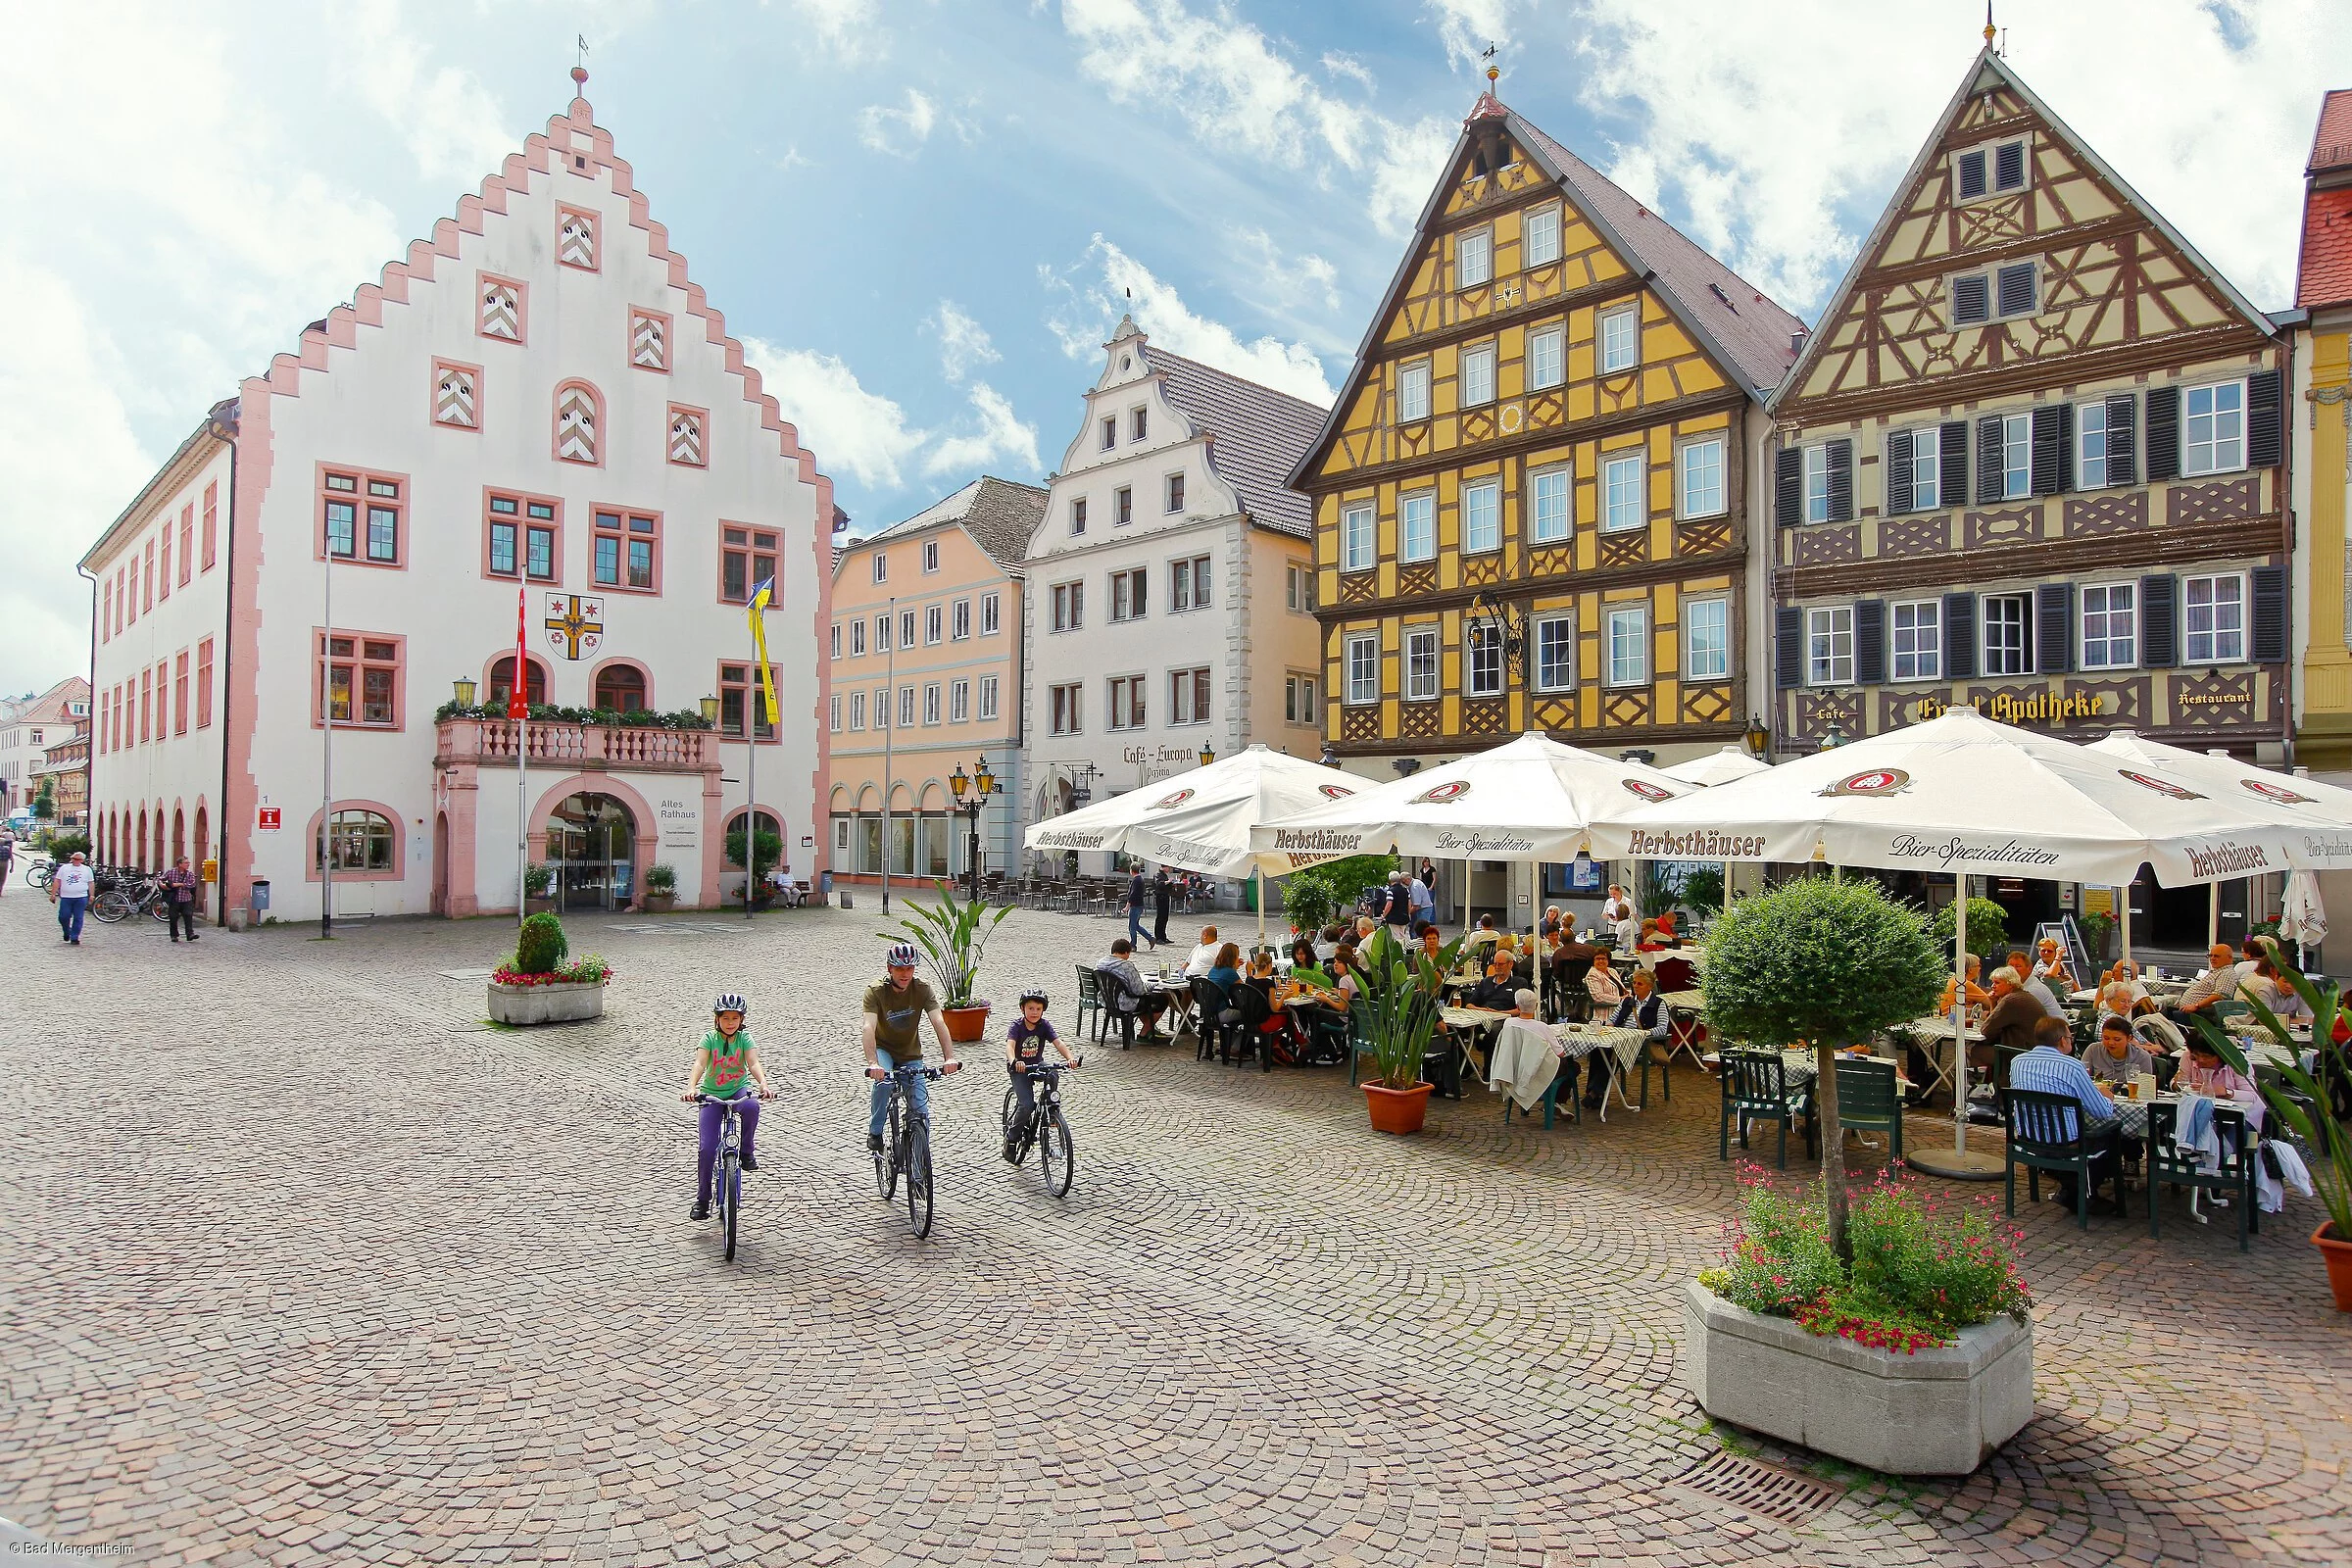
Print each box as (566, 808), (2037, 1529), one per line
(1425, 0), (1516, 72)
(1042, 235), (1335, 406)
(1569, 0), (2352, 314)
(1228, 226), (1342, 317)
(745, 339), (1040, 490)
(344, 0), (515, 185)
(931, 300), (1001, 383)
(858, 88), (938, 156)
(786, 0), (879, 55)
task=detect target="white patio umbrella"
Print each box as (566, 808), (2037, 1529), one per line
(1611, 706), (2327, 1175)
(2282, 870), (2328, 962)
(1252, 730), (1698, 1002)
(1022, 743), (1366, 945)
(1662, 745), (1772, 787)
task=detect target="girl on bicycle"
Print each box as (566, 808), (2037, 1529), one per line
(680, 992), (775, 1221)
(1004, 988), (1079, 1161)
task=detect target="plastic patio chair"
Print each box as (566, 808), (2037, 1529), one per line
(2001, 1087), (2125, 1229)
(2148, 1101), (2260, 1251)
(1834, 1056), (1903, 1166)
(1073, 964), (1105, 1044)
(1717, 1050), (1817, 1168)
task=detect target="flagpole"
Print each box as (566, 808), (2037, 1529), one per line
(515, 587), (529, 926)
(745, 684), (757, 921)
(882, 594), (896, 915)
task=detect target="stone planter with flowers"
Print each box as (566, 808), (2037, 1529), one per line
(488, 912), (612, 1025)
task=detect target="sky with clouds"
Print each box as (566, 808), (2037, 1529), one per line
(3, 0), (2345, 693)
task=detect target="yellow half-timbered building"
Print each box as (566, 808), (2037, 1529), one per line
(1291, 83), (1804, 777)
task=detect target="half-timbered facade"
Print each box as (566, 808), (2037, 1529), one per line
(1293, 85), (1803, 780)
(1767, 48), (2290, 777)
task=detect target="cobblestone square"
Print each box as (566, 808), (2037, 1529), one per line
(3, 896), (2347, 1566)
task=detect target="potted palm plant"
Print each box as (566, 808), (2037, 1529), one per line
(881, 882), (1012, 1044)
(1352, 928), (1463, 1134)
(2196, 955), (2352, 1310)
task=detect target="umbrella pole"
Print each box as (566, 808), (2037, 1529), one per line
(2208, 881), (2219, 950)
(1255, 868), (1266, 953)
(2121, 883), (2133, 974)
(1531, 858), (1543, 1018)
(1911, 872), (2004, 1180)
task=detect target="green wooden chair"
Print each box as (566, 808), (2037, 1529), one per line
(1072, 964), (1105, 1044)
(2001, 1088), (2125, 1229)
(1834, 1056), (1903, 1166)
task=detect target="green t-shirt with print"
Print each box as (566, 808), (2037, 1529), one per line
(699, 1028), (758, 1099)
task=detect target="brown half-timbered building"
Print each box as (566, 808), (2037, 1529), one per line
(1292, 83), (1803, 782)
(1767, 45), (2290, 946)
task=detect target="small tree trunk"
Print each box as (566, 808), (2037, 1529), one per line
(1816, 1038), (1851, 1263)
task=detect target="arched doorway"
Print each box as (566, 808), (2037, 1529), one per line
(547, 792), (637, 911)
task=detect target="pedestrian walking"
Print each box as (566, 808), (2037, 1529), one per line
(1126, 864), (1155, 950)
(162, 855), (203, 942)
(0, 826), (14, 895)
(1408, 865), (1435, 929)
(51, 851), (92, 945)
(1152, 865), (1174, 946)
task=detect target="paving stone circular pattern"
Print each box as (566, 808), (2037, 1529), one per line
(1, 897), (2346, 1566)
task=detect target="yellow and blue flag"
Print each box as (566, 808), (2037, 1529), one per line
(748, 576), (779, 728)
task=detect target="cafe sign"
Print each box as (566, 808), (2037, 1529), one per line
(1910, 693), (2108, 725)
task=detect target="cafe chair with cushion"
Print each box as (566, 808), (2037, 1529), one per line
(2000, 1088), (2127, 1230)
(1834, 1056), (1903, 1166)
(1073, 965), (1106, 1045)
(1190, 975), (1238, 1063)
(1718, 1050), (1817, 1169)
(2148, 1101), (2260, 1251)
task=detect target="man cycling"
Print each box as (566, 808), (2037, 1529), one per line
(863, 941), (961, 1152)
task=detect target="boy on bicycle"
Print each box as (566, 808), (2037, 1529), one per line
(1004, 987), (1080, 1161)
(680, 992), (775, 1221)
(863, 942), (961, 1152)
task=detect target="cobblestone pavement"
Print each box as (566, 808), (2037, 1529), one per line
(2, 894), (2348, 1567)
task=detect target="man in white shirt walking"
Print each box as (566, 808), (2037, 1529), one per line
(51, 851), (93, 945)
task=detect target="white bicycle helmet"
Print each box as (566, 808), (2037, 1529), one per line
(713, 992), (749, 1015)
(884, 942), (921, 968)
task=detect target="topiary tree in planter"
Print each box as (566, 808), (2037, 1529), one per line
(514, 911), (569, 975)
(1278, 869), (1339, 937)
(1702, 877), (1945, 1259)
(1930, 896), (2012, 966)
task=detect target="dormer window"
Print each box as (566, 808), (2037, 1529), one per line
(1955, 137), (2029, 202)
(1131, 406), (1148, 442)
(1100, 416), (1115, 451)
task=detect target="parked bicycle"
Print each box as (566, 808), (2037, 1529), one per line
(1002, 1059), (1081, 1197)
(90, 870), (167, 925)
(24, 858), (55, 891)
(871, 1060), (952, 1238)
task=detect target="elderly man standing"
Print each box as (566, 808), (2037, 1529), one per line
(50, 851), (94, 946)
(163, 856), (203, 942)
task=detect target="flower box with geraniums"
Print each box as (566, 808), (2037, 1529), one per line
(1351, 928), (1465, 1134)
(523, 861), (555, 915)
(1685, 1167), (2035, 1475)
(640, 861), (678, 914)
(488, 912), (612, 1025)
(882, 883), (1009, 1044)
(1687, 876), (2034, 1473)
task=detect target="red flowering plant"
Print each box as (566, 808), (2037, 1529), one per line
(1701, 1165), (2032, 1354)
(491, 911), (612, 988)
(489, 955), (612, 987)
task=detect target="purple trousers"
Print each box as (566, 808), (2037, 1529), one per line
(696, 1096), (760, 1202)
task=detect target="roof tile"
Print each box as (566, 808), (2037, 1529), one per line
(2299, 186), (2352, 310)
(1141, 347), (1328, 538)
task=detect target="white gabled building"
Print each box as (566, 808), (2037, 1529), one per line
(81, 70), (836, 924)
(1022, 318), (1329, 869)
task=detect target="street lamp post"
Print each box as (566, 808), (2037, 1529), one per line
(947, 754), (1000, 903)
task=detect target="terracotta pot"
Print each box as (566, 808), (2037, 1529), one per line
(640, 892), (676, 913)
(943, 1004), (992, 1045)
(2316, 1222), (2352, 1312)
(1363, 1080), (1433, 1135)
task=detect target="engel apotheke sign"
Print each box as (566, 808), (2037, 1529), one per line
(1909, 693), (2110, 725)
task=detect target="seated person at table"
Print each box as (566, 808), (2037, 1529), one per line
(1652, 910), (1683, 948)
(2169, 943), (2247, 1023)
(1609, 969), (1671, 1044)
(1612, 911), (1641, 954)
(1096, 939), (1172, 1046)
(1417, 925), (1448, 966)
(1978, 967), (2047, 1084)
(1353, 914), (1380, 946)
(1326, 946), (1362, 1005)
(2239, 956), (2313, 1024)
(1463, 914), (1501, 950)
(2177, 1037), (2264, 1129)
(1937, 955), (1990, 1017)
(2031, 936), (2076, 996)
(2008, 1015), (2124, 1214)
(2093, 980), (2148, 1035)
(2009, 951), (2065, 1018)
(1513, 987), (1542, 1020)
(1183, 926), (1223, 979)
(1205, 941), (1245, 996)
(2084, 1015), (2157, 1086)
(1289, 939), (1333, 992)
(1463, 950), (1522, 1012)
(1542, 906), (1563, 940)
(1585, 948), (1627, 1015)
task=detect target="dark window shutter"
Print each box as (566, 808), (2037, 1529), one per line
(1938, 420), (1969, 509)
(2032, 404), (2072, 495)
(1943, 592), (1977, 680)
(1826, 439), (1853, 522)
(2251, 564), (2289, 662)
(2144, 385), (2180, 481)
(1996, 262), (2037, 318)
(2140, 574), (2179, 667)
(1976, 415), (2004, 504)
(1950, 274), (1990, 325)
(2247, 368), (2284, 468)
(2036, 583), (2073, 673)
(1774, 447), (1802, 527)
(1994, 140), (2026, 191)
(1957, 150), (1987, 200)
(1854, 599), (1886, 685)
(1775, 605), (1803, 689)
(2104, 394), (2137, 486)
(1885, 430), (1915, 514)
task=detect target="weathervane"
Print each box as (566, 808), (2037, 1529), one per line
(577, 33), (590, 70)
(1481, 41), (1498, 84)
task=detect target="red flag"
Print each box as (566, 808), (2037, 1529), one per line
(508, 587), (529, 719)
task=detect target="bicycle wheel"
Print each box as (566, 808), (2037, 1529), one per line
(27, 866), (51, 890)
(873, 1093), (900, 1200)
(90, 890), (133, 924)
(1040, 1108), (1074, 1198)
(720, 1152), (741, 1262)
(905, 1115), (934, 1238)
(1000, 1086), (1028, 1163)
(146, 894), (173, 923)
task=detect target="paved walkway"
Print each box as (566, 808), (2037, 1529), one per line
(0, 896), (2346, 1566)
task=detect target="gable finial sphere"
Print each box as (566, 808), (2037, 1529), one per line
(1984, 3), (1996, 45)
(571, 65), (589, 87)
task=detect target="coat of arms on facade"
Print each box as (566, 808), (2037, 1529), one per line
(545, 594), (605, 661)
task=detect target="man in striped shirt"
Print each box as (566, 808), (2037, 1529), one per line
(2008, 1015), (2125, 1214)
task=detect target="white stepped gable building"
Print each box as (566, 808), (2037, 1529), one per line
(1023, 318), (1329, 869)
(81, 70), (835, 924)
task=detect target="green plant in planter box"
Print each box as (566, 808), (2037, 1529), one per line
(644, 862), (678, 897)
(1278, 870), (1339, 936)
(1351, 928), (1463, 1090)
(1703, 877), (1944, 1259)
(1929, 896), (2012, 965)
(2075, 909), (2116, 965)
(514, 911), (569, 976)
(880, 882), (1009, 1007)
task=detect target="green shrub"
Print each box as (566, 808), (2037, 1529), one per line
(46, 832), (90, 860)
(644, 862), (678, 895)
(1312, 853), (1399, 911)
(523, 862), (554, 897)
(1278, 869), (1339, 934)
(1678, 865), (1726, 918)
(1929, 896), (2013, 964)
(514, 911), (569, 975)
(724, 826), (783, 882)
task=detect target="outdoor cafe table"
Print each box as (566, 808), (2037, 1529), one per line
(1555, 1021), (1649, 1119)
(1894, 1015), (1982, 1102)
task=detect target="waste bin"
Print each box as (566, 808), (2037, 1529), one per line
(250, 877), (270, 912)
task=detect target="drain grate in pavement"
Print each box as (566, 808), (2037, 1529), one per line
(1670, 1451), (1843, 1527)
